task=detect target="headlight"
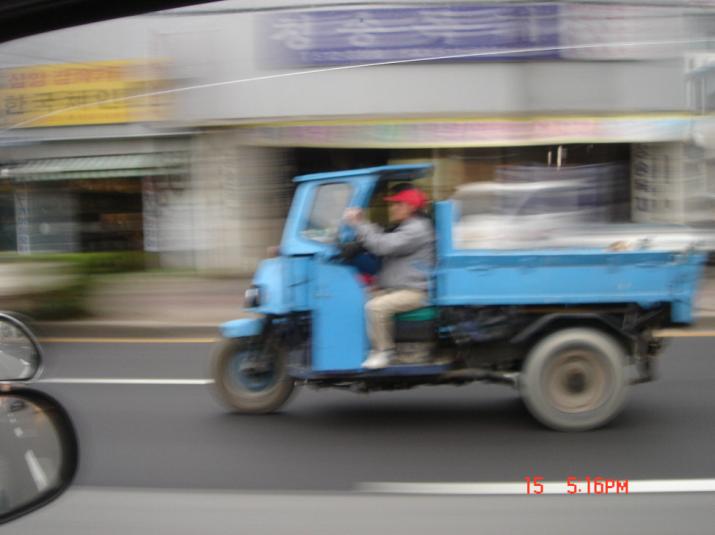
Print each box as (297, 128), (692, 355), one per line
(244, 286), (261, 308)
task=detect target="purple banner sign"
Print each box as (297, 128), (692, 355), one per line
(259, 4), (561, 67)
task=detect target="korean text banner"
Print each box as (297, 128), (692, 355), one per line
(0, 60), (167, 128)
(259, 4), (560, 67)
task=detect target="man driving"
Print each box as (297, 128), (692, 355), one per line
(344, 185), (435, 369)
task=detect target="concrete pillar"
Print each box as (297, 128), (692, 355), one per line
(185, 130), (291, 275)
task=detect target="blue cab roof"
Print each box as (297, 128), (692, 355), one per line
(293, 163), (432, 183)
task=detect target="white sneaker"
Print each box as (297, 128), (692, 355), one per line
(362, 350), (394, 369)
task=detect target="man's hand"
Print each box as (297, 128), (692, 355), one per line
(343, 207), (364, 226)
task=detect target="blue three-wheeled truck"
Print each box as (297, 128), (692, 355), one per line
(212, 164), (706, 431)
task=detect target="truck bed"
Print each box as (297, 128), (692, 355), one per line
(434, 201), (706, 324)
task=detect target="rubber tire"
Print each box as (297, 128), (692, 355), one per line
(211, 337), (295, 414)
(520, 328), (628, 432)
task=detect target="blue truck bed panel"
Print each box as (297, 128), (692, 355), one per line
(433, 200), (706, 323)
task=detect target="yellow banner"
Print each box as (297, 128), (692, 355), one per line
(0, 60), (168, 128)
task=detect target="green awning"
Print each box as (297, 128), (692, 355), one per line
(10, 152), (188, 181)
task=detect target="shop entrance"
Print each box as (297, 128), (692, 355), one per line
(71, 178), (143, 252)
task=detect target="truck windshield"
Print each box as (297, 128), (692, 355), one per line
(302, 183), (352, 243)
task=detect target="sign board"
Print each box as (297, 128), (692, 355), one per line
(259, 3), (692, 67)
(0, 60), (167, 128)
(259, 4), (560, 67)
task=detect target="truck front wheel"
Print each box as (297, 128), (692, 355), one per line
(520, 328), (628, 432)
(211, 336), (295, 414)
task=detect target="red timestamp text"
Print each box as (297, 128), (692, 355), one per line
(524, 476), (629, 495)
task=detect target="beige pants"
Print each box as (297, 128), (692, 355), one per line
(365, 289), (428, 352)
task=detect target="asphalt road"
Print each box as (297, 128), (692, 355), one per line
(24, 335), (715, 489)
(4, 335), (715, 533)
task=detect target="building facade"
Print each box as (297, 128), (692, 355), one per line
(1, 0), (714, 273)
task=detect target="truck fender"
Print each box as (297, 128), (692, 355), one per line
(510, 313), (634, 348)
(219, 318), (265, 339)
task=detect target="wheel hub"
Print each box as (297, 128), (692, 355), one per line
(545, 350), (610, 413)
(228, 351), (277, 393)
(565, 370), (587, 394)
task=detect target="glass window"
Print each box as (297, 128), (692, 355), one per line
(301, 183), (352, 243)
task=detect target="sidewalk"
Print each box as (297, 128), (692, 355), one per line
(37, 273), (251, 338)
(35, 269), (715, 338)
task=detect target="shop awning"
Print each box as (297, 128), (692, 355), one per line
(9, 152), (188, 181)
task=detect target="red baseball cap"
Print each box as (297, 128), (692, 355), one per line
(384, 188), (428, 209)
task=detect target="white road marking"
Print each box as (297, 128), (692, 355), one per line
(358, 479), (715, 495)
(38, 378), (213, 385)
(25, 450), (49, 491)
(14, 426), (23, 437)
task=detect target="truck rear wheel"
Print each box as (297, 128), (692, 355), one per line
(211, 336), (295, 414)
(520, 328), (628, 432)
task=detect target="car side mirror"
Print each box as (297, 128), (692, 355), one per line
(0, 314), (42, 382)
(0, 389), (78, 525)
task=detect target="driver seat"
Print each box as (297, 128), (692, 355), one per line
(394, 306), (438, 343)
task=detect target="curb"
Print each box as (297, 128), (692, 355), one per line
(34, 322), (221, 339)
(674, 316), (715, 331)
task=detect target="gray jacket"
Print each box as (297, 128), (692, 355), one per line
(356, 216), (435, 291)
